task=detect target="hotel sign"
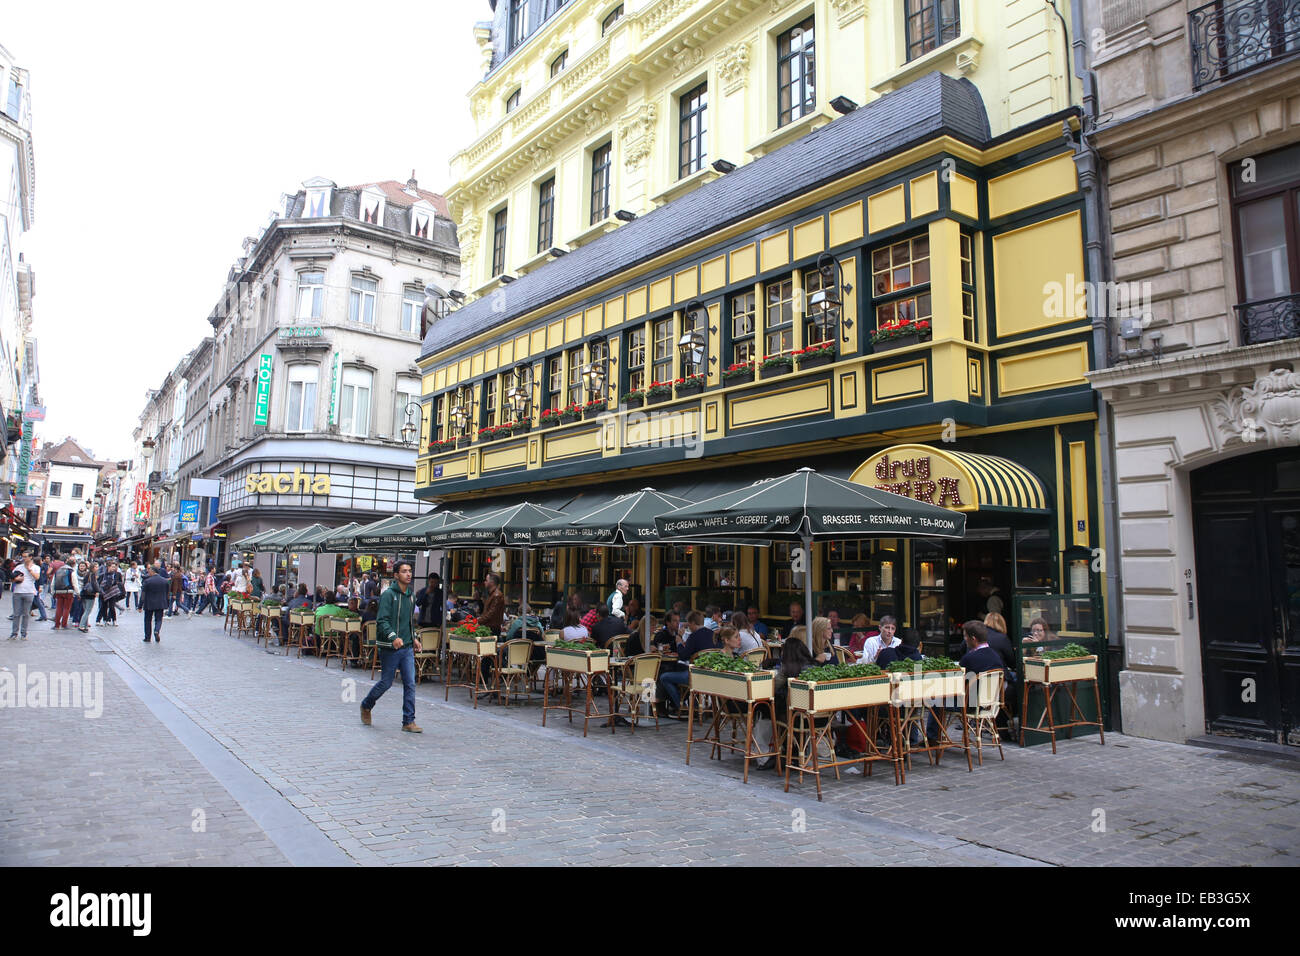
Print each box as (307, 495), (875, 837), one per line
(245, 468), (331, 495)
(253, 353), (273, 426)
(277, 325), (328, 349)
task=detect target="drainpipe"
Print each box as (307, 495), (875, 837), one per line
(1054, 1), (1124, 670)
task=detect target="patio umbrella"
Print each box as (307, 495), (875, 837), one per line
(322, 515), (403, 553)
(654, 467), (967, 649)
(292, 521), (363, 593)
(428, 502), (568, 623)
(231, 527), (287, 552)
(354, 514), (430, 552)
(255, 527), (307, 553)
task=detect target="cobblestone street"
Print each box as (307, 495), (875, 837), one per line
(2, 599), (1297, 867)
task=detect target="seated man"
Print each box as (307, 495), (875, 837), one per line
(745, 605), (769, 639)
(506, 604), (544, 642)
(590, 603), (629, 649)
(925, 621), (999, 743)
(280, 584), (313, 640)
(658, 611), (717, 714)
(313, 596), (350, 639)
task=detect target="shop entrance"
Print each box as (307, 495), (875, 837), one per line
(913, 532), (1013, 656)
(1192, 449), (1300, 745)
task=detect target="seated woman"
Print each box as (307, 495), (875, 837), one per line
(786, 625), (807, 650)
(1023, 617), (1056, 646)
(559, 609), (590, 643)
(809, 616), (835, 664)
(626, 615), (658, 657)
(752, 638), (816, 771)
(847, 613), (878, 656)
(730, 612), (763, 654)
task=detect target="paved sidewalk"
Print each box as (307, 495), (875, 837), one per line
(7, 601), (1298, 866)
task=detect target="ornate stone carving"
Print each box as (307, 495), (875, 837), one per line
(640, 0), (691, 39)
(671, 41), (705, 77)
(578, 105), (608, 133)
(770, 0), (796, 12)
(829, 0), (868, 27)
(524, 144), (554, 173)
(457, 215), (481, 267)
(716, 40), (752, 95)
(618, 103), (658, 171)
(1212, 367), (1300, 446)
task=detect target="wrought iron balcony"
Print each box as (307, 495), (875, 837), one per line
(1189, 0), (1300, 89)
(1238, 292), (1300, 344)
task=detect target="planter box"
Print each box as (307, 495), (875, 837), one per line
(539, 418), (560, 429)
(449, 635), (497, 658)
(623, 395), (645, 408)
(689, 667), (775, 702)
(545, 646), (610, 674)
(582, 407), (606, 420)
(722, 372), (755, 386)
(1024, 654), (1097, 685)
(872, 334), (925, 353)
(890, 668), (966, 706)
(759, 363), (793, 379)
(675, 383), (704, 397)
(797, 352), (836, 370)
(788, 673), (891, 712)
(645, 392), (672, 405)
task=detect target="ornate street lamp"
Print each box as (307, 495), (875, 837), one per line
(676, 300), (715, 375)
(582, 339), (609, 400)
(505, 364), (533, 422)
(399, 402), (422, 446)
(807, 253), (854, 342)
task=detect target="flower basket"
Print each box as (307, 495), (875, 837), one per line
(582, 401), (607, 420)
(871, 321), (931, 353)
(644, 382), (673, 405)
(890, 667), (966, 706)
(788, 672), (891, 713)
(545, 645), (611, 674)
(622, 393), (645, 408)
(449, 634), (498, 657)
(1024, 654), (1097, 685)
(689, 666), (775, 702)
(674, 375), (706, 397)
(795, 344), (838, 369)
(759, 355), (794, 379)
(428, 440), (456, 455)
(721, 362), (755, 386)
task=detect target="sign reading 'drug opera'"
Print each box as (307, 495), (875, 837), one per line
(253, 354), (273, 426)
(245, 468), (331, 495)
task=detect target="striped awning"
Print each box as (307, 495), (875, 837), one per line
(849, 444), (1048, 513)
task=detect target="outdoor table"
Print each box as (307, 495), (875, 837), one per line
(541, 645), (614, 737)
(684, 668), (780, 784)
(444, 635), (499, 709)
(783, 688), (901, 800)
(1020, 654), (1105, 753)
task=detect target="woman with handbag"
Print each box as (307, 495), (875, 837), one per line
(97, 560), (124, 627)
(75, 561), (99, 633)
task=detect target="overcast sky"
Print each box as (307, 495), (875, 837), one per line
(7, 0), (485, 461)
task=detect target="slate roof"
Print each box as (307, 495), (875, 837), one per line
(283, 180), (458, 250)
(421, 71), (991, 362)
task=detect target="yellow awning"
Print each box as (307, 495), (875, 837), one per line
(849, 444), (1049, 513)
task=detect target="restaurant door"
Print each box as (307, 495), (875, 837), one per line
(913, 532), (1012, 656)
(1192, 449), (1300, 745)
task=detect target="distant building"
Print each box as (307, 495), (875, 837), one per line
(32, 438), (113, 556)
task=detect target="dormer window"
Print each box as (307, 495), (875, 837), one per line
(410, 199), (437, 239)
(360, 188), (386, 226)
(506, 89), (522, 114)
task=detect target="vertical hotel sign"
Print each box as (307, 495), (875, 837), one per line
(253, 354), (273, 427)
(329, 351), (341, 425)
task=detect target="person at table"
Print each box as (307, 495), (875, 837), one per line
(623, 597), (642, 631)
(847, 613), (879, 656)
(875, 628), (922, 668)
(858, 614), (899, 663)
(732, 612), (763, 654)
(745, 605), (769, 639)
(626, 615), (657, 657)
(479, 571), (505, 636)
(677, 610), (719, 661)
(810, 616), (835, 664)
(280, 584), (313, 640)
(313, 594), (352, 638)
(753, 638), (817, 771)
(703, 605), (723, 632)
(415, 573), (443, 629)
(507, 603), (544, 642)
(651, 610), (681, 653)
(958, 621), (1004, 675)
(559, 609), (590, 642)
(579, 602), (600, 632)
(788, 601), (805, 630)
(551, 589), (579, 629)
(981, 612), (1016, 671)
(1023, 617), (1056, 647)
(825, 608), (844, 644)
(717, 625), (742, 657)
(591, 603), (629, 649)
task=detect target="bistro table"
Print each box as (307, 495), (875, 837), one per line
(444, 634), (499, 709)
(783, 676), (901, 800)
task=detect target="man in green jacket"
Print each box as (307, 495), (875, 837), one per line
(360, 561), (423, 732)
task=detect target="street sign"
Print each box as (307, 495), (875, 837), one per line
(253, 353), (273, 426)
(22, 404), (45, 421)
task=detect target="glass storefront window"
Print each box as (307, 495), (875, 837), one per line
(1014, 528), (1054, 589)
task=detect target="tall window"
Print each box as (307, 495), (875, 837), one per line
(49, 482), (62, 497)
(401, 289), (422, 333)
(777, 17), (816, 127)
(905, 0), (961, 62)
(509, 0), (530, 50)
(537, 177), (556, 254)
(626, 326), (646, 393)
(566, 346), (584, 407)
(288, 363), (319, 432)
(296, 272), (324, 321)
(506, 89), (521, 113)
(432, 395), (445, 444)
(492, 208), (509, 276)
(1230, 144), (1300, 344)
(590, 142), (612, 225)
(349, 275), (377, 324)
(872, 234), (931, 329)
(550, 50), (568, 77)
(679, 82), (708, 178)
(71, 483), (84, 499)
(484, 375), (498, 428)
(602, 4), (624, 35)
(68, 513), (80, 528)
(731, 291), (756, 364)
(339, 368), (373, 437)
(764, 276), (795, 355)
(546, 355), (563, 410)
(960, 232), (977, 342)
(45, 511), (58, 527)
(395, 377), (419, 438)
(652, 317), (674, 383)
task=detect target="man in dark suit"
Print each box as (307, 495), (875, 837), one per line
(591, 603), (629, 648)
(141, 563), (170, 643)
(958, 621), (1005, 675)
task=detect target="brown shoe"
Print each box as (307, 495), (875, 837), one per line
(401, 722), (423, 733)
(360, 705), (372, 726)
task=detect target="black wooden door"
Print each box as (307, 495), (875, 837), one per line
(1193, 450), (1300, 744)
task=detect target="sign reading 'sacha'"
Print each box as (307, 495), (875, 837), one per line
(245, 468), (331, 495)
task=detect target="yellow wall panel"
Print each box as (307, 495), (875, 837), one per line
(445, 365), (458, 387)
(471, 353), (484, 377)
(434, 368), (446, 391)
(433, 457), (468, 479)
(1070, 441), (1089, 547)
(829, 201), (864, 246)
(544, 427), (602, 461)
(626, 408), (699, 445)
(649, 277), (673, 313)
(584, 307), (603, 336)
(950, 173), (978, 219)
(484, 346), (498, 372)
(422, 373), (436, 395)
(416, 463), (428, 484)
(996, 342), (1089, 396)
(867, 184), (906, 233)
(988, 153), (1078, 219)
(546, 321), (563, 349)
(760, 231), (790, 272)
(731, 243), (757, 282)
(700, 255), (726, 293)
(674, 266), (698, 303)
(565, 312), (583, 342)
(872, 361), (928, 403)
(729, 383), (830, 427)
(968, 357), (983, 397)
(992, 211), (1085, 337)
(910, 172), (939, 216)
(626, 287), (647, 319)
(793, 217), (824, 260)
(604, 296), (625, 328)
(530, 328), (546, 355)
(482, 444), (528, 472)
(515, 334), (530, 360)
(501, 341), (515, 366)
(458, 358), (471, 380)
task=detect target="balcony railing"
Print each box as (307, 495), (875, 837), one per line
(1189, 0), (1300, 89)
(1238, 292), (1300, 344)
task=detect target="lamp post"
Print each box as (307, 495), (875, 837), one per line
(400, 402), (422, 447)
(676, 300), (715, 376)
(581, 338), (609, 401)
(505, 364), (532, 423)
(807, 253), (854, 343)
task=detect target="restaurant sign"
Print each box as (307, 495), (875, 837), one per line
(854, 448), (971, 510)
(245, 468), (331, 495)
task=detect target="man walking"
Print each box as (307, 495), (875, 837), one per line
(360, 560), (422, 733)
(141, 563), (169, 643)
(9, 554), (39, 640)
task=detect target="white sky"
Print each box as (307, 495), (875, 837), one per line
(6, 0), (486, 461)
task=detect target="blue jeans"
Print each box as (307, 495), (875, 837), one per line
(32, 592), (48, 620)
(10, 593), (34, 637)
(362, 645), (416, 725)
(660, 670), (689, 709)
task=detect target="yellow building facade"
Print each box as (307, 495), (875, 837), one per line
(420, 0), (1107, 701)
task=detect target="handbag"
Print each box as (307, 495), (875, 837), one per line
(101, 584), (123, 603)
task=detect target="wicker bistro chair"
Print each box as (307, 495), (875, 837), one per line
(224, 598), (239, 633)
(832, 645), (855, 665)
(962, 669), (1006, 766)
(319, 618), (345, 667)
(413, 627), (443, 683)
(339, 618), (365, 669)
(496, 639), (534, 705)
(741, 647), (767, 668)
(614, 653), (662, 732)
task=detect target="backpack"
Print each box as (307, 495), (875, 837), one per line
(54, 566), (73, 592)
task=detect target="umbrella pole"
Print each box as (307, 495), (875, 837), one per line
(522, 547), (529, 624)
(643, 542), (652, 630)
(802, 532), (814, 652)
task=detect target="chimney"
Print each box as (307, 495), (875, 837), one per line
(406, 170), (418, 192)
